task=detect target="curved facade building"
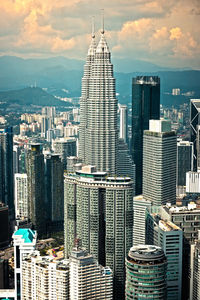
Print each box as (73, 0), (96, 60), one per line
(126, 245), (167, 299)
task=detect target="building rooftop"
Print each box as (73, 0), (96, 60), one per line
(14, 228), (36, 243)
(128, 245), (165, 262)
(159, 220), (181, 231)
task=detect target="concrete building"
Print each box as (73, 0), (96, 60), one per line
(125, 245), (167, 299)
(69, 246), (112, 300)
(22, 251), (69, 300)
(177, 140), (193, 187)
(119, 104), (128, 144)
(190, 238), (200, 300)
(146, 214), (183, 300)
(132, 76), (160, 195)
(12, 228), (37, 300)
(26, 144), (46, 236)
(160, 202), (200, 300)
(143, 120), (177, 206)
(79, 25), (118, 175)
(14, 174), (28, 220)
(64, 165), (133, 299)
(186, 171), (200, 193)
(132, 195), (151, 246)
(52, 137), (77, 169)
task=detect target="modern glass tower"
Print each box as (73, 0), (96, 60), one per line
(79, 25), (118, 175)
(132, 76), (160, 195)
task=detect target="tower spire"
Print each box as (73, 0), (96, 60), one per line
(92, 16), (95, 38)
(101, 9), (104, 34)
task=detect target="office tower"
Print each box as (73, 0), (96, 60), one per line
(13, 145), (21, 173)
(190, 99), (200, 170)
(125, 245), (167, 299)
(132, 195), (151, 246)
(14, 174), (28, 220)
(0, 203), (9, 248)
(26, 144), (45, 236)
(69, 245), (113, 300)
(41, 115), (48, 138)
(177, 140), (193, 190)
(22, 251), (69, 300)
(117, 139), (135, 184)
(186, 171), (200, 193)
(0, 127), (14, 218)
(45, 153), (64, 231)
(79, 25), (118, 175)
(12, 228), (37, 300)
(19, 149), (27, 174)
(64, 165), (133, 299)
(132, 76), (160, 195)
(160, 202), (200, 300)
(146, 214), (183, 300)
(143, 120), (177, 206)
(119, 104), (128, 144)
(42, 106), (56, 118)
(47, 129), (54, 143)
(0, 259), (9, 289)
(52, 137), (76, 169)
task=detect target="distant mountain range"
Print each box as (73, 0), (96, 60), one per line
(0, 55), (200, 107)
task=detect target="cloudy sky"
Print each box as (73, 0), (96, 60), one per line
(1, 0), (200, 68)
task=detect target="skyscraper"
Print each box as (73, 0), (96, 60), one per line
(190, 99), (200, 171)
(64, 165), (133, 299)
(26, 144), (46, 236)
(119, 104), (128, 144)
(132, 76), (160, 195)
(177, 140), (193, 187)
(14, 173), (28, 220)
(79, 23), (118, 175)
(143, 120), (177, 206)
(125, 245), (167, 299)
(0, 127), (14, 218)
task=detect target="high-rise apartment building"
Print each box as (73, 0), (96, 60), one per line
(13, 228), (37, 300)
(69, 245), (113, 300)
(64, 165), (133, 299)
(119, 104), (128, 144)
(14, 173), (28, 220)
(22, 251), (69, 300)
(125, 245), (167, 299)
(26, 144), (45, 236)
(177, 140), (193, 187)
(79, 25), (118, 175)
(146, 213), (183, 300)
(0, 127), (14, 218)
(45, 153), (64, 231)
(190, 99), (200, 170)
(132, 76), (160, 195)
(143, 120), (177, 206)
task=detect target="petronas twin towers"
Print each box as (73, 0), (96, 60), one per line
(79, 24), (118, 175)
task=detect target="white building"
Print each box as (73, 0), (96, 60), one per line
(22, 251), (69, 300)
(12, 228), (37, 300)
(133, 195), (151, 246)
(186, 171), (200, 193)
(69, 246), (113, 300)
(14, 173), (28, 220)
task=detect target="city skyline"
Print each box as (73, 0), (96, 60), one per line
(0, 1), (200, 69)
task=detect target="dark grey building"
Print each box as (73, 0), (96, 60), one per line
(177, 140), (193, 186)
(0, 203), (9, 248)
(0, 259), (9, 289)
(26, 144), (45, 236)
(132, 76), (160, 195)
(52, 137), (76, 169)
(0, 127), (14, 218)
(190, 99), (200, 171)
(45, 153), (64, 232)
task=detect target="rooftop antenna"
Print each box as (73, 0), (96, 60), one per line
(101, 9), (104, 34)
(92, 15), (95, 38)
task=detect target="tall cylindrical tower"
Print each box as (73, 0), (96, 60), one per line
(126, 245), (167, 299)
